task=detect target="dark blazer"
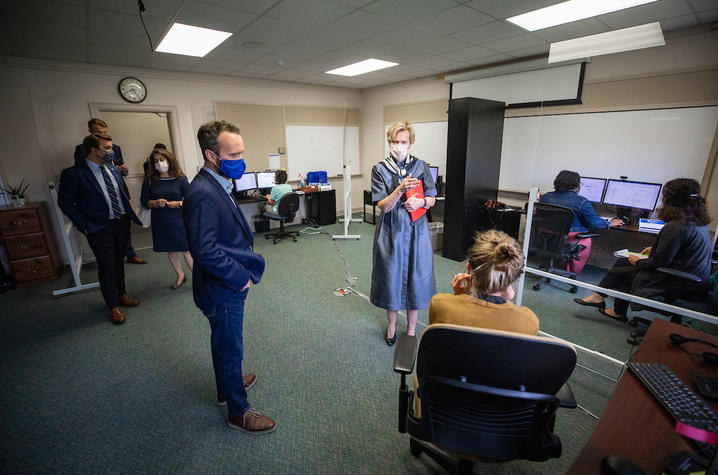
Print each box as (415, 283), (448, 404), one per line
(183, 168), (265, 315)
(58, 158), (141, 234)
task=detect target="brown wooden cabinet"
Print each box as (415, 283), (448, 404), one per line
(0, 202), (61, 287)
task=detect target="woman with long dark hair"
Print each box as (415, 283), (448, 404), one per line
(574, 178), (712, 320)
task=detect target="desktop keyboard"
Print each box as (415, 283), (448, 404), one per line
(628, 362), (718, 456)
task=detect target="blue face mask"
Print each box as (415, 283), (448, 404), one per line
(103, 150), (115, 163)
(217, 155), (246, 180)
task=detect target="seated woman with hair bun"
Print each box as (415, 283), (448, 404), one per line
(429, 229), (539, 336)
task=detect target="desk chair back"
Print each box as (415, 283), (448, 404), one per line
(529, 202), (575, 261)
(276, 192), (299, 219)
(410, 324), (577, 461)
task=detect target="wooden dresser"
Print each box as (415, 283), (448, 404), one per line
(0, 202), (61, 287)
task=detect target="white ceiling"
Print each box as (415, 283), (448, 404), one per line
(1, 0), (716, 89)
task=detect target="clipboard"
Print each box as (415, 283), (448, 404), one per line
(405, 185), (426, 222)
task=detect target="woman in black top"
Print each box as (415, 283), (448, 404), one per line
(574, 178), (712, 320)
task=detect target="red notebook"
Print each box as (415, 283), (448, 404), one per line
(405, 185), (426, 222)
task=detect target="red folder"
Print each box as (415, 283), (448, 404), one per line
(405, 185), (426, 222)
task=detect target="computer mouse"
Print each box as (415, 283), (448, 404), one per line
(601, 455), (645, 475)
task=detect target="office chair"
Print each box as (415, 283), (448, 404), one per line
(628, 265), (717, 344)
(393, 324), (577, 473)
(263, 192), (300, 244)
(529, 202), (599, 293)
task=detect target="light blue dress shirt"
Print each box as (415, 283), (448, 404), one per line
(203, 166), (234, 197)
(85, 159), (125, 218)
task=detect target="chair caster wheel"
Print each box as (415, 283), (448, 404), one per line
(569, 287), (578, 294)
(265, 235), (269, 239)
(532, 284), (540, 291)
(409, 438), (422, 457)
(293, 238), (297, 242)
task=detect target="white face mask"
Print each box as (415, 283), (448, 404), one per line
(390, 142), (409, 160)
(155, 161), (169, 173)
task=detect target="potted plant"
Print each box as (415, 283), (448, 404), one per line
(2, 179), (30, 207)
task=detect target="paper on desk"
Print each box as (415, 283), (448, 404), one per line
(614, 249), (649, 258)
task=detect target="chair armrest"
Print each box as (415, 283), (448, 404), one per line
(657, 267), (703, 283)
(556, 382), (577, 409)
(576, 233), (600, 239)
(393, 335), (418, 375)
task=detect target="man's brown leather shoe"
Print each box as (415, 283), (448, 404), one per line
(227, 408), (276, 434)
(127, 256), (147, 264)
(118, 294), (139, 307)
(216, 373), (257, 405)
(109, 307), (126, 325)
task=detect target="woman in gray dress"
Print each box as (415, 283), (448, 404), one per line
(370, 120), (437, 346)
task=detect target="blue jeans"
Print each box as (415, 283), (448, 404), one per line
(206, 290), (250, 416)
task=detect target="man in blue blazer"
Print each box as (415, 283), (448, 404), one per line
(183, 120), (276, 434)
(59, 133), (142, 325)
(73, 118), (147, 265)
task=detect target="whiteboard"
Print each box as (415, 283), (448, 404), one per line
(285, 125), (359, 179)
(383, 121), (448, 177)
(499, 106), (718, 192)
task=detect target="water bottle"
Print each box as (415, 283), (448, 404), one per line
(299, 174), (306, 188)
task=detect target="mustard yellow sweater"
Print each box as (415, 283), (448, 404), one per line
(428, 293), (540, 336)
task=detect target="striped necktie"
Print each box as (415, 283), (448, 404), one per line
(101, 165), (123, 217)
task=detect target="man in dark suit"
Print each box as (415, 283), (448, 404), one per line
(59, 133), (142, 324)
(73, 118), (147, 265)
(183, 121), (276, 434)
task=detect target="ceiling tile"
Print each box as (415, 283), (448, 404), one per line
(252, 54), (306, 68)
(89, 0), (183, 20)
(175, 0), (256, 32)
(441, 44), (496, 62)
(240, 17), (319, 41)
(4, 1), (85, 27)
(688, 0), (718, 11)
(409, 5), (494, 36)
(362, 0), (456, 22)
(531, 18), (610, 43)
(659, 14), (699, 31)
(87, 44), (149, 64)
(328, 0), (374, 7)
(188, 65), (234, 75)
(450, 20), (525, 44)
(696, 8), (718, 22)
(87, 29), (151, 52)
(505, 44), (549, 58)
(391, 35), (473, 61)
(301, 10), (394, 48)
(236, 63), (283, 75)
(265, 0), (353, 27)
(597, 0), (694, 30)
(142, 53), (199, 70)
(88, 9), (168, 38)
(460, 53), (513, 67)
(199, 0), (278, 14)
(464, 0), (559, 20)
(404, 55), (470, 71)
(3, 21), (86, 44)
(353, 27), (433, 55)
(266, 70), (310, 81)
(230, 70), (271, 78)
(482, 33), (546, 53)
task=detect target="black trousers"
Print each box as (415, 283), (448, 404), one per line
(597, 258), (639, 316)
(87, 215), (130, 309)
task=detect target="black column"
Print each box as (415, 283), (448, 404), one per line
(442, 97), (505, 261)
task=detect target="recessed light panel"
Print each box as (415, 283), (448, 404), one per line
(507, 0), (659, 31)
(326, 59), (398, 77)
(548, 22), (665, 63)
(155, 23), (232, 57)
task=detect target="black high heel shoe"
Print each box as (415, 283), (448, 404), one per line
(385, 332), (397, 346)
(171, 276), (187, 289)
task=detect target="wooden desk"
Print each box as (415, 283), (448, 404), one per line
(568, 319), (718, 474)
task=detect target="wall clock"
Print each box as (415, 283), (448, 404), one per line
(118, 77), (147, 103)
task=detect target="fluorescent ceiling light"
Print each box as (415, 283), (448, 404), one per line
(548, 22), (665, 63)
(326, 59), (398, 76)
(155, 23), (232, 57)
(507, 0), (659, 31)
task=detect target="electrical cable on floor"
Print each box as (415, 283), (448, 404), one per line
(576, 403), (600, 420)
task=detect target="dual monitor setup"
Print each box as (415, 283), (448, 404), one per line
(579, 177), (663, 211)
(234, 171), (276, 196)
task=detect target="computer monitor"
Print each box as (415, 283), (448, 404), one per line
(579, 177), (607, 203)
(602, 179), (663, 211)
(234, 172), (257, 192)
(428, 166), (438, 184)
(256, 171), (275, 190)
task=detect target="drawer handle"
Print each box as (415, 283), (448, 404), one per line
(11, 220), (27, 226)
(19, 244), (42, 250)
(29, 266), (41, 273)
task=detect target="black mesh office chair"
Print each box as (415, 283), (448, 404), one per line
(393, 324), (577, 473)
(263, 192), (300, 244)
(529, 202), (599, 293)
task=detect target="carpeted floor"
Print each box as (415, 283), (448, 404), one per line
(0, 215), (709, 473)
